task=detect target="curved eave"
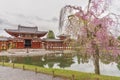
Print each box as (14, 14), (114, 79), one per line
(37, 32), (47, 37)
(5, 29), (47, 37)
(5, 29), (19, 37)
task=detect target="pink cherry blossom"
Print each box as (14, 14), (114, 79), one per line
(59, 0), (120, 55)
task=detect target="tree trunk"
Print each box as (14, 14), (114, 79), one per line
(93, 45), (100, 75)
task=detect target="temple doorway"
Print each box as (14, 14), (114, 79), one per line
(24, 39), (31, 48)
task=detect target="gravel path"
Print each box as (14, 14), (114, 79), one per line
(0, 66), (67, 80)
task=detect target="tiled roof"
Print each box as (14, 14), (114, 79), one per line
(18, 25), (38, 33)
(5, 29), (19, 33)
(5, 25), (48, 35)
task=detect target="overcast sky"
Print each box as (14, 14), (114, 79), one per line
(0, 0), (119, 36)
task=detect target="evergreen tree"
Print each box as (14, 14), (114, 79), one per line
(47, 30), (55, 39)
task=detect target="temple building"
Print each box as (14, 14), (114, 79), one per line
(5, 25), (47, 49)
(42, 34), (71, 50)
(0, 25), (72, 51)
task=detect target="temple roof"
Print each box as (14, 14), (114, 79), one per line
(18, 25), (38, 33)
(5, 25), (48, 37)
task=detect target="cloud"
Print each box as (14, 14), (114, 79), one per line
(9, 12), (58, 22)
(0, 18), (4, 24)
(0, 17), (16, 29)
(52, 17), (58, 22)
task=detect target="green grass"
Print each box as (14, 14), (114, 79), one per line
(0, 62), (120, 80)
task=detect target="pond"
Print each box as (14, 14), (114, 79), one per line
(0, 53), (120, 77)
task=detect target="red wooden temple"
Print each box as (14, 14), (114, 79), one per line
(5, 25), (47, 49)
(0, 25), (71, 51)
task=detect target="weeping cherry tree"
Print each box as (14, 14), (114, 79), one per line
(59, 0), (120, 75)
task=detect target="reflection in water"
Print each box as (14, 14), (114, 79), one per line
(0, 53), (120, 76)
(44, 53), (75, 68)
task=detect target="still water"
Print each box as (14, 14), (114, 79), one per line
(0, 53), (120, 77)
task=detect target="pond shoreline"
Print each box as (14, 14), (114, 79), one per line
(0, 49), (76, 57)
